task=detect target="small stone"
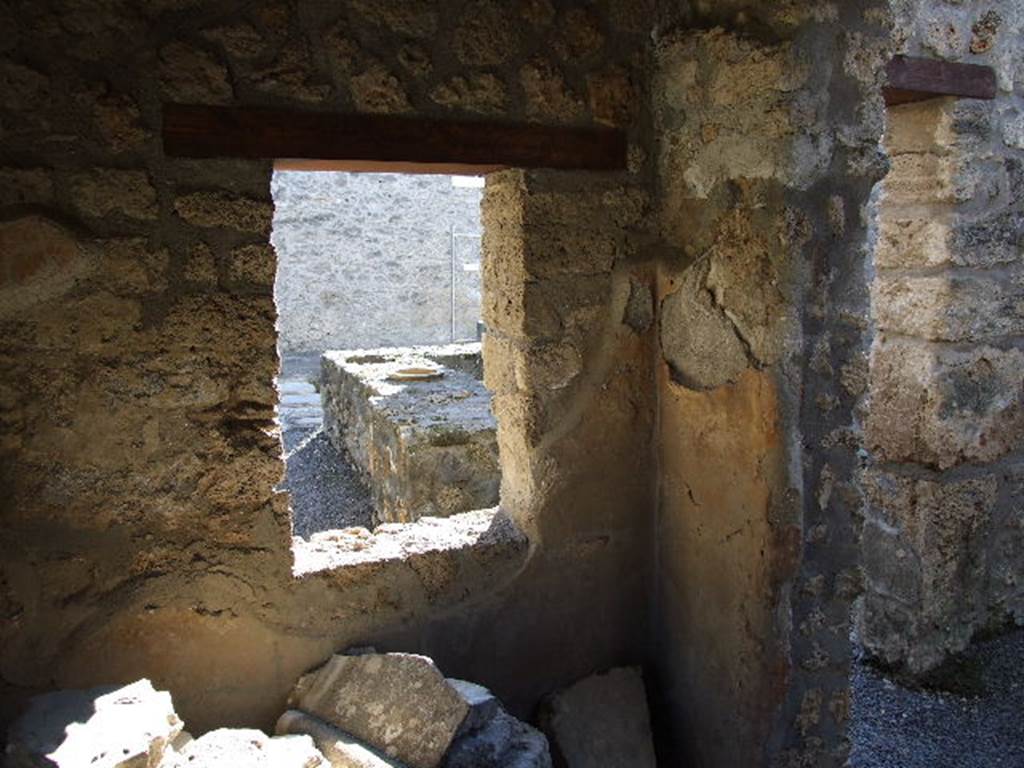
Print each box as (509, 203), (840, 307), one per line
(275, 710), (404, 768)
(350, 65), (411, 114)
(447, 679), (500, 736)
(287, 653), (468, 768)
(159, 42), (232, 103)
(4, 679), (183, 768)
(429, 75), (506, 114)
(174, 191), (273, 235)
(538, 667), (656, 768)
(171, 728), (327, 768)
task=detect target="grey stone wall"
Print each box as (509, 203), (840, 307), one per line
(272, 172), (483, 354)
(860, 0), (1024, 676)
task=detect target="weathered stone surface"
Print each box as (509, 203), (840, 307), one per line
(5, 679), (182, 768)
(287, 653), (468, 768)
(171, 728), (327, 768)
(71, 169), (157, 220)
(275, 710), (405, 768)
(623, 278), (653, 333)
(173, 191), (272, 235)
(873, 272), (1024, 342)
(538, 667), (656, 768)
(660, 266), (749, 390)
(859, 470), (998, 673)
(448, 679), (500, 737)
(444, 710), (551, 768)
(0, 216), (85, 312)
(866, 338), (1024, 470)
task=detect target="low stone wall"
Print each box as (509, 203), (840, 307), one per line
(320, 343), (499, 526)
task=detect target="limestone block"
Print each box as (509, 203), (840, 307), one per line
(4, 679), (182, 768)
(429, 75), (506, 114)
(866, 338), (1024, 469)
(275, 711), (405, 768)
(158, 42), (232, 102)
(872, 272), (1024, 342)
(444, 710), (551, 768)
(538, 667), (656, 768)
(0, 216), (85, 313)
(875, 215), (952, 269)
(287, 653), (468, 768)
(171, 728), (327, 768)
(883, 100), (954, 156)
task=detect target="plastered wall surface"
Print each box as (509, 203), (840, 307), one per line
(651, 5), (892, 765)
(272, 172), (484, 354)
(0, 0), (655, 742)
(861, 0), (1024, 675)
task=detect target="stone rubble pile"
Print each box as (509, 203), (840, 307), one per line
(3, 653), (553, 768)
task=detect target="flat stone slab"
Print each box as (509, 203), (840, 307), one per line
(5, 679), (183, 768)
(170, 728), (327, 767)
(276, 710), (407, 768)
(538, 667), (656, 768)
(287, 653), (469, 768)
(320, 343), (498, 524)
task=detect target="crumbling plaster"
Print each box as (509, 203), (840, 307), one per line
(0, 1), (907, 766)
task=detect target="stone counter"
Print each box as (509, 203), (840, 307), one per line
(320, 343), (499, 526)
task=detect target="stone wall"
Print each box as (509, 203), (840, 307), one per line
(272, 172), (484, 354)
(0, 0), (657, 747)
(860, 0), (1024, 675)
(0, 0), (911, 764)
(651, 5), (892, 765)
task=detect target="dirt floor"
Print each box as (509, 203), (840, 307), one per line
(849, 628), (1024, 768)
(277, 353), (374, 538)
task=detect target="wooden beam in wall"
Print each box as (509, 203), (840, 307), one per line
(883, 56), (997, 106)
(162, 104), (627, 172)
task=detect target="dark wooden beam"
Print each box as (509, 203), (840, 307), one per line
(884, 56), (997, 106)
(162, 104), (627, 172)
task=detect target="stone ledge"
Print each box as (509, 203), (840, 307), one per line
(291, 507), (527, 580)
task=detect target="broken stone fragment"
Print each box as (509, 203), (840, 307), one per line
(538, 667), (656, 768)
(447, 679), (500, 737)
(168, 728), (327, 767)
(4, 679), (183, 768)
(443, 709), (552, 768)
(276, 710), (406, 768)
(287, 653), (469, 768)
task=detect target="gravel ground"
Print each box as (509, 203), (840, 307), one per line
(850, 628), (1024, 768)
(279, 427), (374, 538)
(277, 352), (374, 538)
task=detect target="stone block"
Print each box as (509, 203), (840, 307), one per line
(447, 679), (500, 737)
(872, 272), (1024, 342)
(173, 191), (273, 235)
(884, 99), (954, 156)
(4, 679), (183, 768)
(866, 338), (1024, 469)
(444, 710), (551, 768)
(275, 710), (405, 768)
(882, 153), (958, 206)
(320, 344), (499, 524)
(171, 728), (327, 767)
(538, 667), (656, 768)
(71, 169), (157, 221)
(860, 469), (997, 673)
(287, 653), (468, 768)
(875, 215), (952, 269)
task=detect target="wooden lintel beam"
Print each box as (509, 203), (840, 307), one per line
(162, 104), (627, 172)
(884, 56), (996, 106)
